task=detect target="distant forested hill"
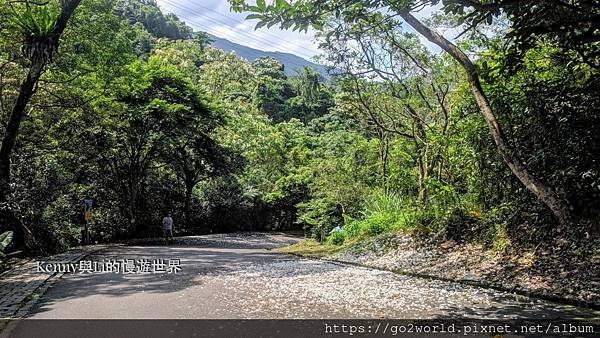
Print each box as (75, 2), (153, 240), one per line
(117, 0), (327, 77)
(205, 33), (328, 78)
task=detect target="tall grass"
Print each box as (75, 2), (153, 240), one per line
(326, 189), (418, 245)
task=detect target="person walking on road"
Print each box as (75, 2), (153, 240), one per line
(162, 213), (174, 244)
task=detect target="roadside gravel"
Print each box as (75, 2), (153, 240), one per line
(330, 234), (600, 308)
(185, 235), (597, 320)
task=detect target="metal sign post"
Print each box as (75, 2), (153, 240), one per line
(83, 198), (93, 245)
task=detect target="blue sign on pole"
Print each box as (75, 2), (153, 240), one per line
(84, 199), (93, 211)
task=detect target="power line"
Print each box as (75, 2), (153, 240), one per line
(160, 0), (316, 61)
(157, 0), (318, 60)
(156, 2), (320, 74)
(162, 0), (319, 56)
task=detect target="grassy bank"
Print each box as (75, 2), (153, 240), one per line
(273, 239), (352, 257)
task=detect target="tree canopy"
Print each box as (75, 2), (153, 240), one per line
(0, 0), (598, 257)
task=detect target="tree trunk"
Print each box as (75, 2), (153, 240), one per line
(0, 0), (83, 250)
(417, 160), (427, 204)
(399, 12), (573, 226)
(415, 139), (428, 207)
(0, 59), (46, 250)
(378, 131), (389, 190)
(411, 113), (429, 207)
(126, 190), (137, 235)
(184, 181), (194, 230)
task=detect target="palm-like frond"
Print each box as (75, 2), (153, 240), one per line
(10, 2), (59, 38)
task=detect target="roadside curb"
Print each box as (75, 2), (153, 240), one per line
(0, 245), (112, 320)
(281, 251), (600, 311)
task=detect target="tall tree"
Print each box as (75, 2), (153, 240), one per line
(0, 0), (82, 250)
(285, 67), (333, 123)
(230, 0), (575, 226)
(252, 56), (294, 121)
(323, 24), (456, 204)
(94, 60), (214, 236)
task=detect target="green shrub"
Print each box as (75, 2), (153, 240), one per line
(491, 222), (511, 252)
(0, 231), (13, 254)
(476, 203), (516, 251)
(327, 189), (419, 244)
(326, 229), (346, 245)
(440, 207), (482, 242)
(0, 231), (14, 269)
(297, 198), (343, 242)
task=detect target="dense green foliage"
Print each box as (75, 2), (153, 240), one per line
(0, 0), (598, 255)
(117, 0), (192, 40)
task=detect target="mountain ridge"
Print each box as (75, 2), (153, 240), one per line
(206, 33), (328, 78)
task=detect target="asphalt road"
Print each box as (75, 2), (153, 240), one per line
(22, 234), (599, 320)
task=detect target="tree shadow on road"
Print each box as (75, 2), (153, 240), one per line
(24, 243), (333, 317)
(22, 242), (600, 321)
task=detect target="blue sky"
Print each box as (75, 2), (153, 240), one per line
(156, 1), (442, 61)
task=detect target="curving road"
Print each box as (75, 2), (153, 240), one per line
(23, 233), (598, 320)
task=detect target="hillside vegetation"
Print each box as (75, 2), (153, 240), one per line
(0, 0), (598, 273)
